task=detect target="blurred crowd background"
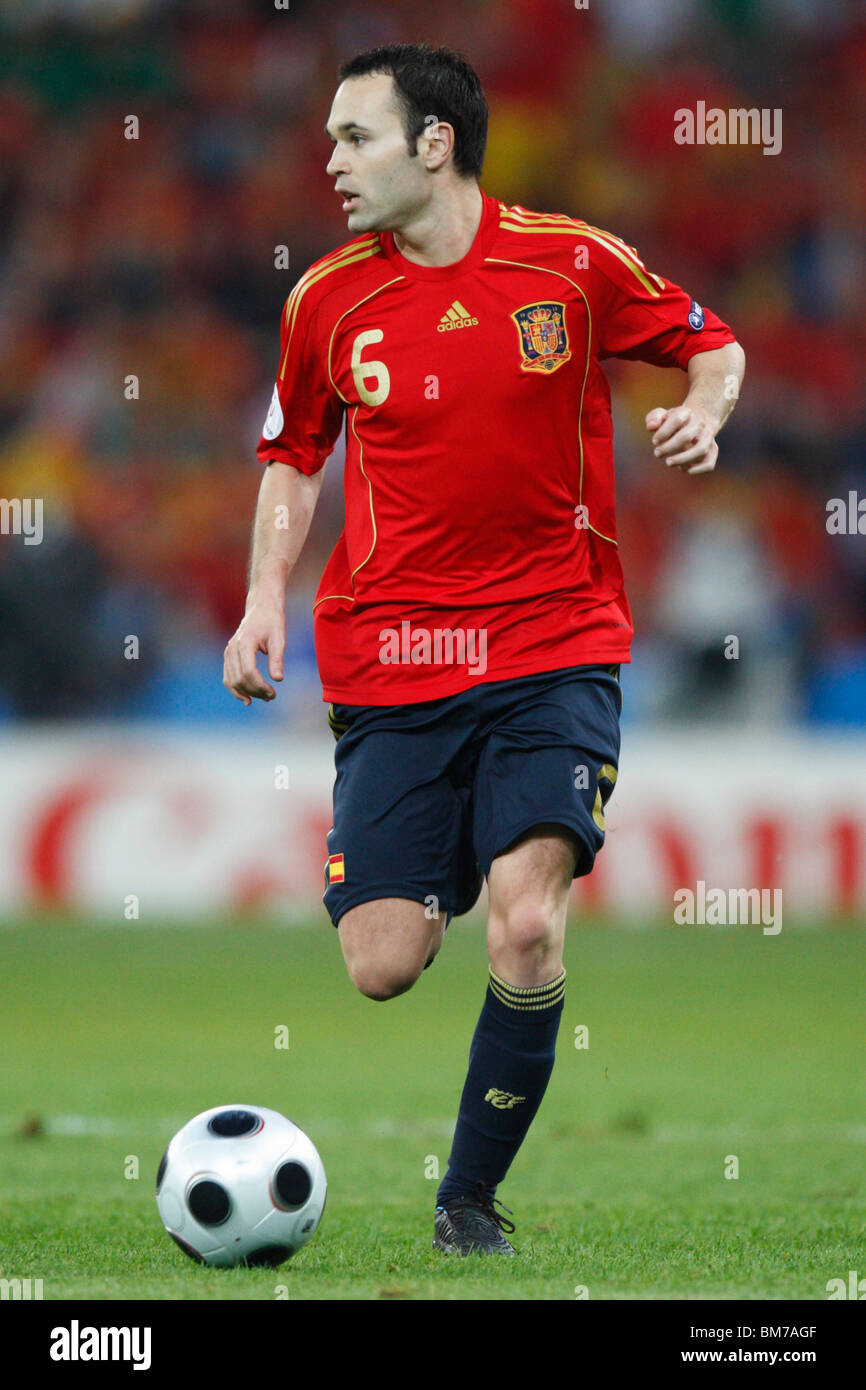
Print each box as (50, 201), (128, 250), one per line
(0, 0), (863, 729)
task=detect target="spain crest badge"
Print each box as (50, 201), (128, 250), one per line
(511, 301), (571, 374)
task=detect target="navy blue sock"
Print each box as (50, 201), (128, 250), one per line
(436, 967), (566, 1207)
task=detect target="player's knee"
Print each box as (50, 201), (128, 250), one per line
(488, 902), (560, 967)
(347, 957), (421, 1002)
(338, 898), (437, 1001)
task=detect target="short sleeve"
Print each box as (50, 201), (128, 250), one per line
(256, 286), (344, 475)
(586, 228), (736, 368)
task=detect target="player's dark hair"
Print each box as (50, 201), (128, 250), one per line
(337, 43), (488, 180)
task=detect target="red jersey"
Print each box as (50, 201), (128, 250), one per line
(256, 191), (736, 705)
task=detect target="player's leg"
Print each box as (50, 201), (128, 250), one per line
(433, 828), (575, 1251)
(485, 823), (577, 985)
(338, 897), (446, 1001)
(323, 698), (475, 1002)
(434, 666), (622, 1253)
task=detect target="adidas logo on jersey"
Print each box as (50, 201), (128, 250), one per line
(438, 300), (479, 332)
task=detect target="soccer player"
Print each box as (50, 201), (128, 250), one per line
(223, 44), (745, 1255)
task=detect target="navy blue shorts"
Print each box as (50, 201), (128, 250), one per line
(322, 664), (622, 927)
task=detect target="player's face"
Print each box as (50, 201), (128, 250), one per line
(325, 74), (430, 233)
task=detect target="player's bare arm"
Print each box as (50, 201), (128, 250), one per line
(646, 339), (746, 475)
(223, 461), (324, 706)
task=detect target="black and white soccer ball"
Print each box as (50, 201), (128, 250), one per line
(156, 1104), (326, 1267)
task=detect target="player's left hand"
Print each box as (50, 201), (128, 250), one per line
(645, 405), (719, 475)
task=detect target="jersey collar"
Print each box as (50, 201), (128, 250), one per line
(379, 190), (499, 282)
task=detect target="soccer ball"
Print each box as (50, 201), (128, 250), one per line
(156, 1104), (326, 1267)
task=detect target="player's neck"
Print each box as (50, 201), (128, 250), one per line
(391, 184), (484, 268)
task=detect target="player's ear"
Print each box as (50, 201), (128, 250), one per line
(422, 119), (455, 172)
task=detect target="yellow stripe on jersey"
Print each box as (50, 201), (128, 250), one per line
(500, 205), (646, 259)
(499, 203), (579, 227)
(498, 207), (665, 296)
(501, 202), (656, 265)
(345, 406), (378, 589)
(321, 275), (408, 601)
(282, 237), (379, 333)
(284, 236), (379, 321)
(279, 239), (381, 379)
(486, 253), (607, 544)
(578, 229), (664, 296)
(580, 222), (667, 289)
(312, 402), (382, 611)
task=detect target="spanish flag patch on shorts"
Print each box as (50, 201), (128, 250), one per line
(327, 854), (345, 884)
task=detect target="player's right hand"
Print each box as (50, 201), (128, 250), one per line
(223, 606), (285, 706)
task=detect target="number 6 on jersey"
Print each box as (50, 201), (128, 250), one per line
(351, 329), (391, 406)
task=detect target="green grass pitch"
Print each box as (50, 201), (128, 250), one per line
(1, 917), (864, 1300)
